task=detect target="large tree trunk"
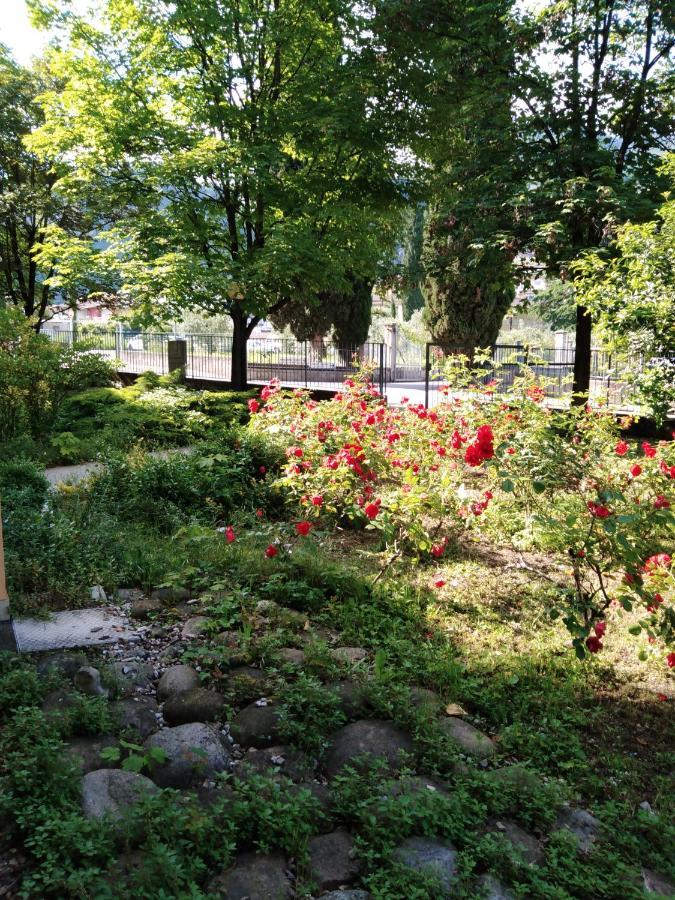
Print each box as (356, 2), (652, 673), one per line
(572, 304), (592, 402)
(230, 308), (249, 390)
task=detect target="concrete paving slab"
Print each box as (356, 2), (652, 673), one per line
(13, 607), (139, 653)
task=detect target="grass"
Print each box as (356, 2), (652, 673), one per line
(1, 432), (673, 897)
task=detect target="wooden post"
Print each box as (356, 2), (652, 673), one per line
(0, 501), (9, 622)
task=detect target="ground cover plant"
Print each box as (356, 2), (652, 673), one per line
(0, 370), (673, 898)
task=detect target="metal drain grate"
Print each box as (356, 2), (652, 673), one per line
(13, 607), (139, 653)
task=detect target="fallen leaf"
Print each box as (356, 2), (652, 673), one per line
(445, 703), (467, 716)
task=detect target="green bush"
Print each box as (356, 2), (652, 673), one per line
(0, 307), (117, 443)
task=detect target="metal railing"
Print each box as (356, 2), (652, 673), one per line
(44, 327), (387, 393)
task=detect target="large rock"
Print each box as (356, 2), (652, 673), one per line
(555, 808), (600, 854)
(37, 651), (88, 681)
(181, 616), (211, 640)
(130, 597), (162, 620)
(157, 665), (200, 702)
(110, 660), (154, 696)
(150, 586), (190, 605)
(308, 830), (362, 891)
(325, 720), (414, 778)
(439, 717), (494, 758)
(81, 769), (158, 819)
(228, 666), (269, 704)
(209, 852), (292, 899)
(113, 697), (160, 739)
(642, 868), (675, 895)
(393, 836), (458, 894)
(485, 765), (543, 794)
(162, 688), (225, 726)
(144, 723), (232, 788)
(332, 681), (371, 720)
(409, 687), (443, 715)
(66, 736), (119, 774)
(230, 703), (281, 748)
(485, 819), (544, 866)
(319, 893), (372, 900)
(74, 666), (109, 698)
(276, 647), (306, 667)
(332, 647), (368, 665)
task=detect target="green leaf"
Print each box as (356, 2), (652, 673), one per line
(628, 625), (642, 636)
(501, 479), (514, 492)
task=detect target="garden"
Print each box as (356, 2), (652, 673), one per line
(0, 321), (673, 898)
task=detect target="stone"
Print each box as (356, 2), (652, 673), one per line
(81, 769), (158, 819)
(145, 723), (232, 788)
(276, 647), (306, 666)
(228, 666), (268, 704)
(332, 681), (370, 720)
(409, 686), (443, 714)
(65, 736), (119, 774)
(485, 819), (544, 865)
(37, 651), (88, 681)
(112, 697), (160, 739)
(90, 584), (107, 603)
(209, 852), (292, 899)
(308, 829), (361, 891)
(325, 720), (414, 778)
(255, 599), (280, 617)
(393, 836), (458, 894)
(476, 874), (515, 899)
(116, 588), (144, 603)
(41, 689), (78, 723)
(555, 807), (600, 854)
(236, 745), (314, 783)
(319, 893), (372, 900)
(110, 660), (154, 696)
(214, 630), (240, 648)
(294, 781), (334, 829)
(150, 586), (191, 605)
(157, 665), (200, 702)
(230, 703), (281, 748)
(439, 717), (494, 758)
(642, 868), (675, 895)
(163, 687), (225, 726)
(130, 597), (162, 621)
(181, 616), (211, 640)
(74, 666), (109, 698)
(332, 647), (368, 665)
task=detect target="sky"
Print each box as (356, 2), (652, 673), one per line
(1, 0), (51, 65)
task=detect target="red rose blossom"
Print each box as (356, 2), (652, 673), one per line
(364, 502), (380, 520)
(225, 526), (235, 543)
(265, 545), (278, 558)
(654, 495), (671, 509)
(615, 440), (629, 456)
(667, 653), (675, 668)
(586, 635), (603, 653)
(630, 464), (642, 477)
(295, 521), (312, 536)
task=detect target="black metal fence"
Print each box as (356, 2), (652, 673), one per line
(45, 327), (387, 393)
(424, 343), (660, 410)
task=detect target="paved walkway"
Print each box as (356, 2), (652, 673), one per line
(44, 446), (194, 486)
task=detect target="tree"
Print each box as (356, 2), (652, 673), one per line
(529, 279), (577, 332)
(400, 205), (425, 319)
(30, 0), (406, 388)
(513, 0), (675, 398)
(0, 47), (104, 327)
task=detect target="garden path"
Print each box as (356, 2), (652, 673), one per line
(43, 446), (195, 487)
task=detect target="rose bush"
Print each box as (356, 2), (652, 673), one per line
(247, 366), (674, 663)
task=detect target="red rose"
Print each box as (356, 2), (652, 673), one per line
(264, 545), (278, 558)
(311, 495), (324, 507)
(259, 466), (266, 475)
(434, 578), (446, 588)
(643, 553), (671, 572)
(642, 441), (656, 458)
(587, 501), (611, 518)
(295, 521), (312, 536)
(248, 399), (260, 413)
(594, 620), (606, 638)
(225, 526), (235, 543)
(630, 464), (642, 477)
(615, 440), (629, 456)
(667, 653), (675, 668)
(586, 635), (603, 653)
(654, 495), (671, 510)
(364, 502), (380, 520)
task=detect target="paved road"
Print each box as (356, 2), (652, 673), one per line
(44, 446), (194, 486)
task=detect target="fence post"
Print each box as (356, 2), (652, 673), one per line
(167, 339), (188, 381)
(379, 343), (384, 394)
(0, 501), (9, 622)
(304, 341), (308, 388)
(424, 343), (431, 409)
